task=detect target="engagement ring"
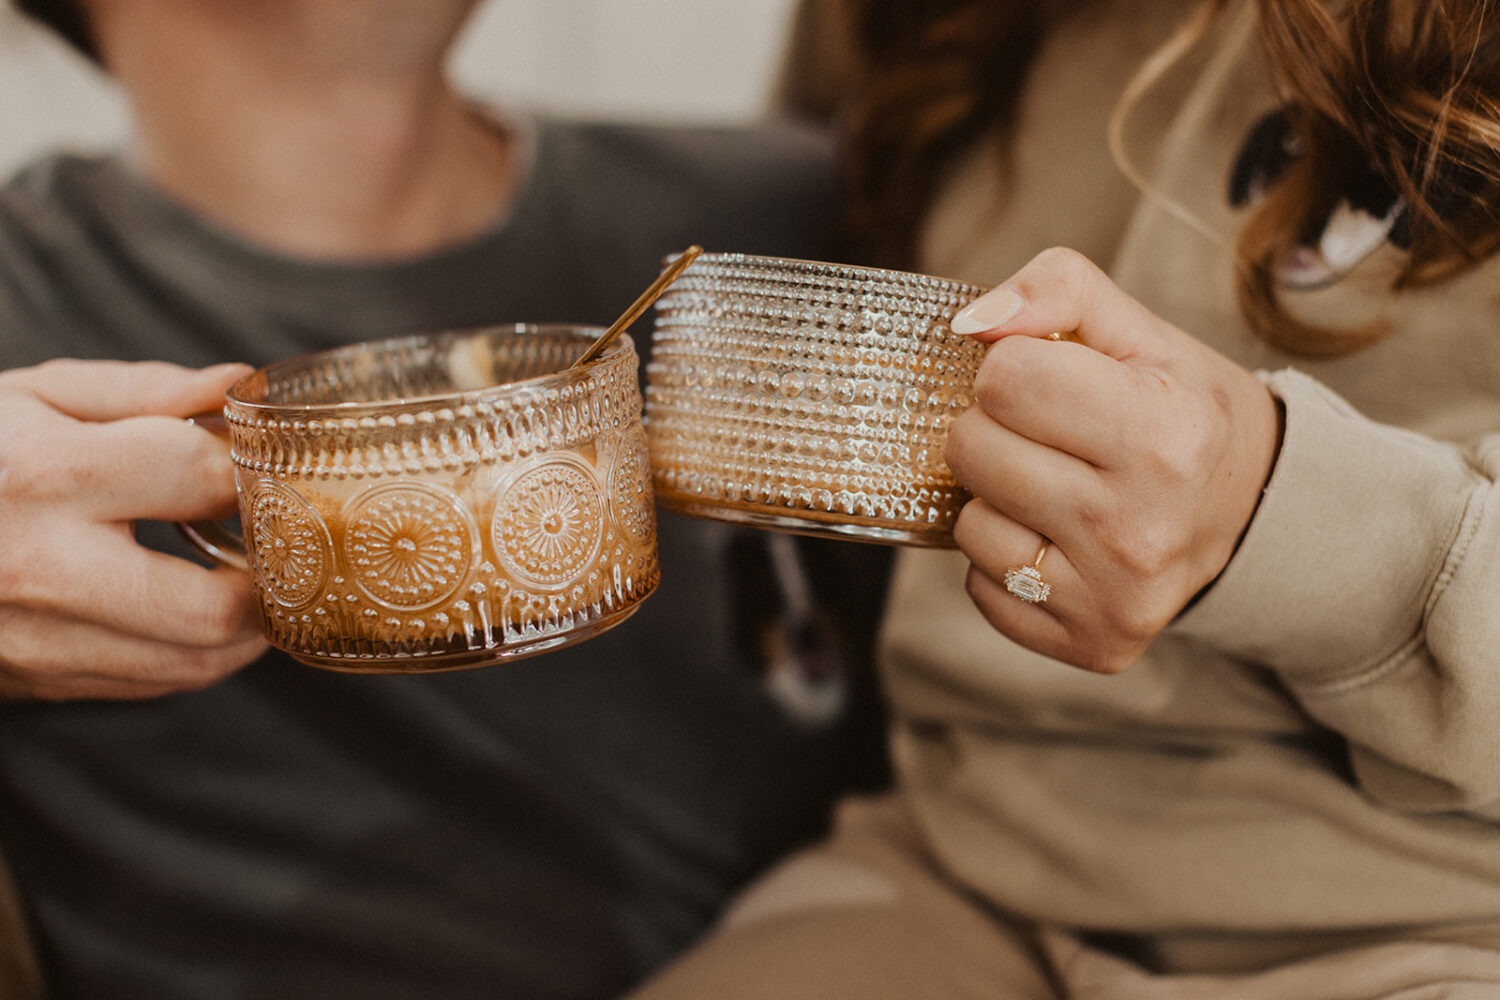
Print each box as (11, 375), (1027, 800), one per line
(1003, 543), (1052, 604)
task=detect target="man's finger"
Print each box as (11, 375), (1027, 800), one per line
(1, 359), (251, 422)
(85, 416), (240, 521)
(0, 412), (238, 521)
(3, 527), (260, 648)
(0, 607), (266, 701)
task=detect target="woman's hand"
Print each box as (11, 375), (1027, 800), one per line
(0, 359), (268, 700)
(944, 247), (1280, 673)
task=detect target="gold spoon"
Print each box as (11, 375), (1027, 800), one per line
(571, 245), (703, 368)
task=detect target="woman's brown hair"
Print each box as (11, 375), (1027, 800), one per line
(14, 0), (98, 63)
(779, 0), (1096, 270)
(1243, 0), (1500, 352)
(784, 0), (1500, 356)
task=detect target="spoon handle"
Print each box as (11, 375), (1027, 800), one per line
(571, 245), (703, 369)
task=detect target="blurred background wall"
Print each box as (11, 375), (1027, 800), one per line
(0, 0), (803, 180)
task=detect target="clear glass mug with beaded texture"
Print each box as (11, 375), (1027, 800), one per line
(645, 252), (988, 546)
(182, 324), (660, 674)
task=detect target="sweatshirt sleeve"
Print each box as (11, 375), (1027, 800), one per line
(1169, 367), (1500, 812)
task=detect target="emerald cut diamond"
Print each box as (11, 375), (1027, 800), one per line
(1003, 564), (1051, 604)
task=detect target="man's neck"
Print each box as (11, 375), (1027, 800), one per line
(94, 2), (516, 261)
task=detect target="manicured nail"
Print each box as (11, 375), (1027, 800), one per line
(949, 287), (1025, 335)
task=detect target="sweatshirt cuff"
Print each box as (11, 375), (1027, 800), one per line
(1168, 368), (1475, 687)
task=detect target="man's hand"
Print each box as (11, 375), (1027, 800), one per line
(0, 359), (268, 700)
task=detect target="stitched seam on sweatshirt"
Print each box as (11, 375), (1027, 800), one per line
(1296, 476), (1485, 699)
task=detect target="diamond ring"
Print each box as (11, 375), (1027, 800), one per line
(1003, 542), (1052, 604)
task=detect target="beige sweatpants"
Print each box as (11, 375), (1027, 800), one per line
(627, 794), (1500, 1000)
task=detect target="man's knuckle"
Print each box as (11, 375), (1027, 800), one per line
(171, 641), (261, 693)
(0, 539), (58, 608)
(0, 432), (91, 502)
(193, 586), (254, 646)
(170, 659), (233, 694)
(194, 603), (241, 647)
(186, 427), (233, 480)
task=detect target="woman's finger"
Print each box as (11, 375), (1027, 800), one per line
(950, 246), (1165, 362)
(944, 404), (1099, 544)
(967, 334), (1141, 467)
(951, 499), (1080, 656)
(954, 499), (1058, 603)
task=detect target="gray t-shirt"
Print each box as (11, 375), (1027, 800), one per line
(0, 116), (891, 1000)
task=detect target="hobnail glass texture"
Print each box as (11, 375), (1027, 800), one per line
(645, 253), (987, 546)
(223, 325), (658, 673)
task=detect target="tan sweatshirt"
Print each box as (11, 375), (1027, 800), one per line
(881, 0), (1500, 941)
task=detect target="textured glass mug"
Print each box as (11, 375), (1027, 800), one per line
(645, 252), (988, 546)
(183, 325), (660, 673)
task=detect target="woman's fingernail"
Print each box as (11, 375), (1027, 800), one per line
(949, 287), (1026, 335)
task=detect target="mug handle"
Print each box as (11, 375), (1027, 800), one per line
(176, 411), (250, 572)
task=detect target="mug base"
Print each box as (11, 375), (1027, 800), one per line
(655, 494), (958, 548)
(275, 592), (653, 675)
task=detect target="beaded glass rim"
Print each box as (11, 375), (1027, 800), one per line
(682, 251), (982, 290)
(225, 324), (630, 419)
